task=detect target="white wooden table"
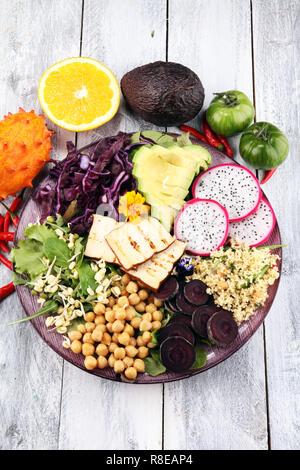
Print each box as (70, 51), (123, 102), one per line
(0, 0), (299, 450)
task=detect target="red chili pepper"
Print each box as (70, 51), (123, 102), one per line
(0, 232), (14, 242)
(0, 281), (15, 301)
(0, 200), (20, 227)
(214, 134), (234, 158)
(180, 125), (208, 144)
(260, 168), (277, 184)
(0, 253), (12, 270)
(202, 115), (224, 151)
(0, 215), (9, 253)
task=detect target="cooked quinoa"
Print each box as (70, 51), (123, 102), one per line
(192, 240), (280, 324)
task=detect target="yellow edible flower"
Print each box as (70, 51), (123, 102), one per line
(118, 191), (150, 222)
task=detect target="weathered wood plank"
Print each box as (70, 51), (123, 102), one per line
(0, 0), (82, 450)
(58, 0), (166, 450)
(164, 0), (268, 450)
(252, 0), (300, 450)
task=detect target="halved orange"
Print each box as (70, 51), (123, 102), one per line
(38, 57), (120, 132)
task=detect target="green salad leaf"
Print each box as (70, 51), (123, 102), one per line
(44, 238), (71, 267)
(8, 300), (58, 326)
(144, 349), (166, 377)
(11, 239), (46, 277)
(24, 224), (57, 244)
(190, 344), (207, 370)
(77, 258), (97, 295)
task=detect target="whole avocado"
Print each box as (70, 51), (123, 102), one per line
(121, 61), (205, 126)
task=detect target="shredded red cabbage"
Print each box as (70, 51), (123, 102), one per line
(35, 132), (145, 234)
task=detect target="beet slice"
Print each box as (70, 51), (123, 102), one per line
(158, 322), (195, 346)
(168, 295), (180, 313)
(184, 280), (209, 306)
(192, 305), (220, 338)
(176, 292), (197, 316)
(164, 300), (178, 314)
(207, 310), (238, 347)
(169, 313), (192, 329)
(160, 336), (196, 373)
(155, 276), (179, 300)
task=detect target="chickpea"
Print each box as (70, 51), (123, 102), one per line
(94, 303), (106, 315)
(118, 332), (130, 346)
(131, 316), (142, 329)
(120, 288), (128, 296)
(82, 332), (94, 344)
(152, 310), (163, 322)
(129, 337), (137, 347)
(112, 304), (119, 312)
(142, 312), (152, 322)
(123, 356), (134, 368)
(152, 321), (162, 331)
(70, 340), (82, 354)
(125, 345), (138, 358)
(84, 311), (95, 322)
(105, 310), (115, 323)
(91, 326), (104, 342)
(124, 323), (134, 337)
(111, 333), (119, 343)
(148, 294), (155, 304)
(140, 319), (152, 332)
(112, 320), (124, 334)
(135, 301), (146, 313)
(114, 360), (125, 374)
(97, 356), (108, 369)
(68, 330), (82, 341)
(117, 296), (129, 308)
(147, 342), (156, 349)
(125, 306), (136, 321)
(107, 296), (116, 308)
(114, 347), (126, 360)
(82, 343), (95, 356)
(77, 324), (86, 334)
(96, 343), (108, 357)
(115, 308), (127, 321)
(121, 273), (131, 286)
(102, 332), (112, 345)
(108, 354), (116, 368)
(138, 289), (149, 301)
(137, 346), (149, 359)
(94, 323), (106, 333)
(128, 293), (140, 306)
(126, 281), (138, 294)
(84, 356), (97, 370)
(137, 335), (145, 347)
(142, 331), (152, 344)
(109, 342), (118, 353)
(146, 303), (156, 314)
(154, 298), (163, 308)
(134, 358), (145, 373)
(106, 323), (113, 333)
(85, 322), (96, 333)
(94, 315), (106, 326)
(125, 367), (137, 380)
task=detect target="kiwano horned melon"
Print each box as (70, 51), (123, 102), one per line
(0, 108), (53, 199)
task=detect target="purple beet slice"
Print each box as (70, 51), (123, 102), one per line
(155, 276), (179, 300)
(184, 280), (209, 306)
(192, 305), (220, 338)
(164, 300), (178, 314)
(168, 295), (180, 313)
(158, 322), (195, 346)
(207, 310), (238, 348)
(176, 292), (197, 316)
(160, 336), (196, 373)
(169, 314), (192, 329)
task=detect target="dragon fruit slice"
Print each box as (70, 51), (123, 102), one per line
(192, 163), (262, 222)
(174, 198), (229, 256)
(228, 198), (276, 247)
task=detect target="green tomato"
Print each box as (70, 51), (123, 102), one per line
(239, 122), (289, 169)
(206, 90), (255, 137)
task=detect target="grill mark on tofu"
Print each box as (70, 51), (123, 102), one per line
(136, 224), (155, 250)
(129, 235), (140, 253)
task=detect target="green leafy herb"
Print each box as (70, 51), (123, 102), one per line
(11, 239), (46, 277)
(151, 29), (155, 37)
(24, 224), (58, 244)
(190, 344), (207, 370)
(67, 316), (85, 332)
(7, 300), (58, 326)
(144, 349), (166, 376)
(77, 259), (97, 295)
(257, 244), (287, 250)
(44, 238), (71, 267)
(46, 214), (70, 233)
(151, 329), (159, 346)
(238, 264), (271, 289)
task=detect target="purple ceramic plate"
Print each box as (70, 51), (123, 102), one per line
(14, 134), (282, 384)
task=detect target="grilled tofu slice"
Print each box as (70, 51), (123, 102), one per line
(106, 216), (175, 270)
(125, 240), (186, 291)
(85, 214), (119, 263)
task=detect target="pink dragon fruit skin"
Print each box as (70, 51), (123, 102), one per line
(192, 163), (262, 222)
(228, 198), (276, 247)
(174, 198), (229, 256)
